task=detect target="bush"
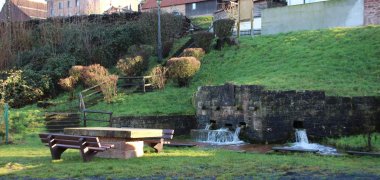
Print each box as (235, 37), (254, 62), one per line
(182, 48), (205, 60)
(81, 64), (109, 87)
(42, 54), (77, 82)
(116, 56), (147, 76)
(149, 65), (168, 89)
(127, 44), (154, 60)
(162, 40), (174, 58)
(0, 70), (50, 108)
(167, 57), (201, 87)
(192, 32), (214, 52)
(213, 19), (235, 39)
(99, 75), (119, 103)
(58, 76), (78, 100)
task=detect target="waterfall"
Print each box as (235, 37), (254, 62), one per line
(291, 128), (338, 155)
(295, 129), (309, 144)
(195, 127), (243, 145)
(233, 127), (241, 142)
(205, 123), (212, 130)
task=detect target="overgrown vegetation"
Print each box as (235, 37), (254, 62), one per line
(0, 12), (183, 107)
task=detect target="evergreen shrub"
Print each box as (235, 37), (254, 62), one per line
(167, 57), (200, 87)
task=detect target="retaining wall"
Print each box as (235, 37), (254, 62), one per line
(195, 83), (380, 143)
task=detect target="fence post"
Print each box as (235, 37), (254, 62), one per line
(4, 103), (9, 144)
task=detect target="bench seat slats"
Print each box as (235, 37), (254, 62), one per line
(55, 144), (81, 149)
(39, 133), (99, 143)
(41, 138), (101, 147)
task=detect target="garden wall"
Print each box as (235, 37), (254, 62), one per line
(111, 115), (197, 135)
(364, 0), (380, 25)
(261, 0), (364, 35)
(195, 83), (380, 143)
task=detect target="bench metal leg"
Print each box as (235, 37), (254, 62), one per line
(50, 147), (67, 160)
(80, 148), (99, 162)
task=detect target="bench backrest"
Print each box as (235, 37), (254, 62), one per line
(39, 133), (101, 148)
(163, 129), (174, 140)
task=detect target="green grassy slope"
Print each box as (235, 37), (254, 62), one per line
(43, 26), (380, 116)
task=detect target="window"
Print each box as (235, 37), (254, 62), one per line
(192, 3), (196, 10)
(76, 0), (79, 7)
(67, 0), (71, 8)
(59, 2), (62, 9)
(50, 9), (54, 16)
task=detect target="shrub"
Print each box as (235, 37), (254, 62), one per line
(182, 48), (205, 60)
(81, 64), (109, 87)
(69, 65), (86, 80)
(192, 32), (214, 52)
(128, 44), (154, 60)
(213, 19), (235, 39)
(0, 70), (49, 108)
(58, 76), (78, 100)
(99, 75), (119, 103)
(162, 40), (174, 58)
(149, 65), (168, 89)
(167, 57), (201, 87)
(116, 56), (147, 76)
(42, 54), (77, 82)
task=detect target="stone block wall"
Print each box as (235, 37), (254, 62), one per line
(195, 83), (380, 143)
(364, 0), (380, 25)
(111, 115), (197, 135)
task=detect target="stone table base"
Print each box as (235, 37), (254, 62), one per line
(97, 137), (144, 159)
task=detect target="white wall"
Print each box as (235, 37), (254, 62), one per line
(287, 0), (328, 6)
(262, 0), (364, 35)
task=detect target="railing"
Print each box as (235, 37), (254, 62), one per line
(79, 83), (113, 127)
(118, 76), (153, 93)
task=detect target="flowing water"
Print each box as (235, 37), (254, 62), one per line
(291, 129), (339, 155)
(205, 123), (212, 130)
(196, 127), (244, 145)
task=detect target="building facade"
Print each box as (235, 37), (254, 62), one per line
(46, 0), (139, 17)
(141, 0), (219, 17)
(0, 0), (47, 22)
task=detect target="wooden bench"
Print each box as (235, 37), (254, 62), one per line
(39, 133), (114, 162)
(143, 129), (174, 153)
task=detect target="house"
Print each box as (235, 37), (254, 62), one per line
(46, 0), (139, 17)
(0, 0), (47, 22)
(261, 0), (380, 35)
(141, 0), (220, 17)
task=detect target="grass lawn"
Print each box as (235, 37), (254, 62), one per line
(44, 25), (380, 116)
(326, 133), (380, 152)
(1, 134), (380, 179)
(190, 16), (213, 29)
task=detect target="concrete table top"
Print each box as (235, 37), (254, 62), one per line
(64, 127), (165, 139)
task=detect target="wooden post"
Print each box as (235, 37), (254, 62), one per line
(4, 104), (9, 144)
(251, 0), (254, 36)
(83, 111), (87, 127)
(237, 0), (241, 38)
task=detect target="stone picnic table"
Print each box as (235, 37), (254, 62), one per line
(64, 127), (165, 159)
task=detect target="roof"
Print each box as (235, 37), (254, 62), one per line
(0, 0), (47, 21)
(142, 0), (208, 10)
(13, 0), (47, 19)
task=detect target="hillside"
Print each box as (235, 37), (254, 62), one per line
(45, 26), (380, 116)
